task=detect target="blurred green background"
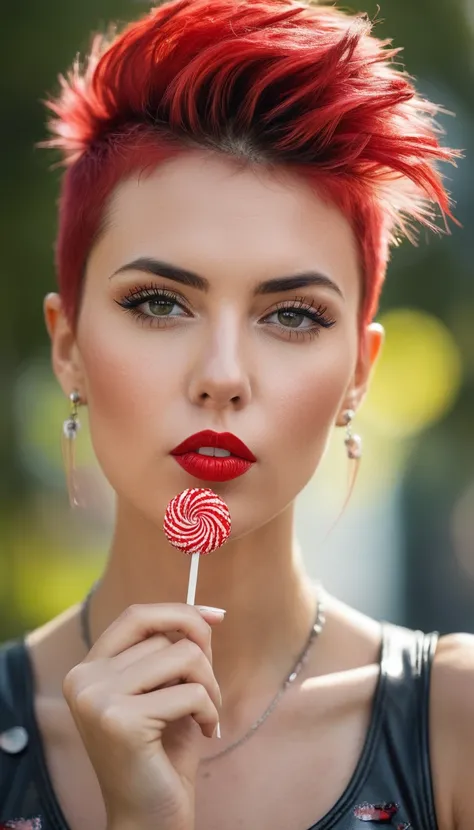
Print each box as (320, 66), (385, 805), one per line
(1, 0), (473, 642)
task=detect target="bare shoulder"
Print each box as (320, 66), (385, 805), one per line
(430, 632), (474, 830)
(25, 602), (86, 697)
(431, 632), (474, 725)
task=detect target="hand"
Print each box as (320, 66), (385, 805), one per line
(63, 603), (224, 830)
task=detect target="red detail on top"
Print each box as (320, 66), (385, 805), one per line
(354, 802), (399, 821)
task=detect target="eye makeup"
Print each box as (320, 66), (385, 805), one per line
(115, 282), (337, 340)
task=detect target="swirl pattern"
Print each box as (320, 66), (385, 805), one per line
(163, 488), (231, 554)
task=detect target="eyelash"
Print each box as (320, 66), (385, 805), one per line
(115, 283), (337, 341)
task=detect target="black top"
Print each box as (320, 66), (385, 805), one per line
(0, 623), (439, 830)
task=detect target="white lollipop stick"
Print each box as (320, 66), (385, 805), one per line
(186, 551), (221, 738)
(163, 487), (231, 740)
(186, 552), (200, 606)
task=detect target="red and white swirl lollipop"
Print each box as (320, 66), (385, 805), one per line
(163, 488), (232, 604)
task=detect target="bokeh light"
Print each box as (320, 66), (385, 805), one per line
(363, 308), (463, 437)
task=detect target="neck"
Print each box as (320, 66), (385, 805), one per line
(88, 498), (319, 712)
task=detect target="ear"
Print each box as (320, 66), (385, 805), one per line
(336, 322), (384, 424)
(44, 293), (86, 401)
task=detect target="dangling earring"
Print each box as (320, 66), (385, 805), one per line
(340, 407), (362, 514)
(62, 390), (82, 507)
(342, 409), (362, 460)
(319, 407), (363, 546)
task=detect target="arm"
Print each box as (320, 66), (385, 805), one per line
(430, 632), (474, 830)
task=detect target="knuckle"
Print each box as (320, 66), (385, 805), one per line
(121, 603), (142, 622)
(183, 638), (204, 665)
(74, 683), (104, 717)
(98, 702), (127, 737)
(62, 664), (86, 700)
(150, 631), (173, 649)
(191, 682), (209, 708)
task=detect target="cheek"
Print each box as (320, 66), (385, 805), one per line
(76, 308), (184, 466)
(264, 336), (353, 462)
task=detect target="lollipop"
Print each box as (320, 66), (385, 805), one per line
(163, 487), (232, 604)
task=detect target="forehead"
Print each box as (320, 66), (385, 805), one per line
(97, 150), (360, 295)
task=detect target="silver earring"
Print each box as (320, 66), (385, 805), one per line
(342, 409), (362, 460)
(62, 390), (82, 507)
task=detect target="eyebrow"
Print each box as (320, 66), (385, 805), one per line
(111, 257), (344, 299)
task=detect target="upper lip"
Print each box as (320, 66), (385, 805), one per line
(170, 430), (257, 462)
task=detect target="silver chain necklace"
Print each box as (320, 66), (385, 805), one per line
(79, 581), (326, 763)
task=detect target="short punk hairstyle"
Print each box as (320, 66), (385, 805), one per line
(44, 0), (460, 327)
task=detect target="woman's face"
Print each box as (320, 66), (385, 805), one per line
(47, 150), (382, 535)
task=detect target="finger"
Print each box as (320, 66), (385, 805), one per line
(112, 632), (172, 671)
(85, 603), (214, 664)
(115, 638), (222, 711)
(132, 682), (219, 739)
(108, 620), (207, 672)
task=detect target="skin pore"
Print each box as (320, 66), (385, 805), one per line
(33, 149), (398, 828)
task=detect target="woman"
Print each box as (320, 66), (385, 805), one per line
(0, 0), (472, 828)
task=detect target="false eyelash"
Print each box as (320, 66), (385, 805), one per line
(115, 284), (337, 338)
(270, 297), (337, 329)
(118, 283), (188, 309)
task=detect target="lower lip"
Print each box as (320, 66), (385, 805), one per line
(172, 452), (254, 482)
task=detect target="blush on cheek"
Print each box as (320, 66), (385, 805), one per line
(271, 345), (353, 486)
(78, 304), (178, 421)
(76, 320), (177, 493)
(286, 352), (350, 435)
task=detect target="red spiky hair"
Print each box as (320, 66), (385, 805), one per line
(43, 0), (460, 326)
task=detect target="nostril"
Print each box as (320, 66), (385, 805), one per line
(198, 392), (241, 404)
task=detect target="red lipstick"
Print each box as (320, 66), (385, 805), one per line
(170, 430), (256, 482)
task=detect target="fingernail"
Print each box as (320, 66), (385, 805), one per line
(214, 721), (222, 739)
(196, 605), (226, 618)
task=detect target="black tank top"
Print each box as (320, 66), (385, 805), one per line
(0, 623), (439, 830)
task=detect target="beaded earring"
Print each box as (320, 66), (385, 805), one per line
(342, 408), (362, 460)
(340, 407), (362, 514)
(62, 390), (82, 507)
(318, 406), (363, 546)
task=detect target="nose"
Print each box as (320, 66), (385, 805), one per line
(187, 313), (252, 411)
